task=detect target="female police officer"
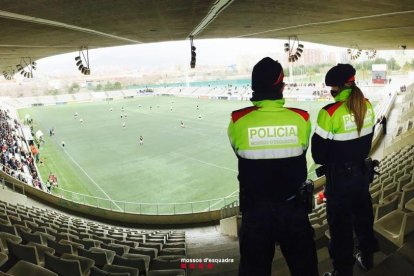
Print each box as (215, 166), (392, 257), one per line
(312, 64), (379, 276)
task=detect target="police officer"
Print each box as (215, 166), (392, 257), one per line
(311, 64), (379, 276)
(228, 57), (319, 276)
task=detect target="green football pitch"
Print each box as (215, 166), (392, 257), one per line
(19, 96), (328, 213)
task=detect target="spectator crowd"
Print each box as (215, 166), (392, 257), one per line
(0, 108), (48, 191)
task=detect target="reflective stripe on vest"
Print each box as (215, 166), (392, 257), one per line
(237, 146), (304, 159)
(315, 125), (373, 141)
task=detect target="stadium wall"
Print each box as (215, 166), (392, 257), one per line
(0, 171), (221, 225)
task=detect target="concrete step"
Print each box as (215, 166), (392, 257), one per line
(366, 254), (414, 276)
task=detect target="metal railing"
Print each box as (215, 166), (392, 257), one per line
(220, 200), (240, 219)
(51, 186), (239, 215)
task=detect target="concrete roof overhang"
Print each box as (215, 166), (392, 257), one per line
(0, 0), (413, 73)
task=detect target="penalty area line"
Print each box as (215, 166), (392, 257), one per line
(170, 152), (239, 212)
(62, 148), (123, 212)
(170, 152), (237, 173)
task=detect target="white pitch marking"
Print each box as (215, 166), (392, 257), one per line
(171, 152), (237, 173)
(62, 148), (123, 212)
(170, 152), (239, 211)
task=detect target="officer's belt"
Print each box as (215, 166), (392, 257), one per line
(248, 194), (296, 209)
(327, 161), (365, 175)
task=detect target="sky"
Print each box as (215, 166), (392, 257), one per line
(34, 38), (412, 78)
(35, 39), (343, 76)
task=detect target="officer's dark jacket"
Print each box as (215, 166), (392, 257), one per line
(311, 89), (375, 165)
(228, 99), (311, 209)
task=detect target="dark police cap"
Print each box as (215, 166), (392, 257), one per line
(325, 63), (356, 87)
(251, 57), (284, 101)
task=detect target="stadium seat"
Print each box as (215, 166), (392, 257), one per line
(79, 247), (111, 268)
(81, 238), (103, 249)
(374, 210), (414, 247)
(375, 196), (400, 221)
(0, 214), (8, 223)
(61, 253), (95, 275)
(0, 252), (8, 267)
(112, 254), (147, 276)
(44, 251), (84, 276)
(381, 183), (398, 202)
(54, 232), (79, 242)
(89, 266), (108, 276)
(6, 239), (41, 266)
(123, 252), (150, 267)
(89, 266), (129, 276)
(125, 236), (144, 243)
(165, 238), (185, 243)
(405, 165), (413, 175)
(26, 242), (55, 264)
(13, 224), (31, 235)
(310, 216), (325, 225)
(59, 239), (85, 254)
(150, 256), (183, 271)
(78, 233), (91, 240)
(379, 172), (389, 183)
(114, 240), (138, 249)
(159, 248), (186, 257)
(27, 224), (46, 234)
(141, 242), (162, 251)
(389, 167), (398, 177)
(0, 222), (18, 236)
(400, 187), (414, 209)
(313, 220), (329, 240)
(103, 264), (139, 276)
(162, 243), (185, 249)
(92, 235), (114, 245)
(371, 191), (380, 205)
(398, 174), (413, 190)
(393, 170), (405, 183)
(6, 260), (58, 276)
(147, 269), (185, 276)
(47, 238), (74, 256)
(90, 247), (116, 264)
(146, 238), (165, 244)
(101, 242), (129, 256)
(381, 176), (393, 187)
(383, 192), (402, 205)
(8, 216), (26, 228)
(17, 228), (46, 245)
(60, 227), (79, 236)
(369, 184), (381, 194)
(406, 198), (414, 212)
(43, 226), (58, 236)
(0, 232), (22, 253)
(34, 230), (56, 243)
(129, 247), (158, 260)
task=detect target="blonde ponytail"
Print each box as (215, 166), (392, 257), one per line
(346, 84), (367, 135)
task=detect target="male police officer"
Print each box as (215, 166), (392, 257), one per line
(228, 57), (319, 276)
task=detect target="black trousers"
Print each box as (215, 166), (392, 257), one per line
(325, 166), (379, 275)
(238, 199), (319, 276)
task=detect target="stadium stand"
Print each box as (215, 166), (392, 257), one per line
(73, 93), (93, 102)
(0, 199), (187, 275)
(0, 109), (46, 192)
(90, 92), (107, 101)
(373, 144), (414, 247)
(0, 81), (413, 275)
(55, 94), (75, 104)
(122, 90), (139, 98)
